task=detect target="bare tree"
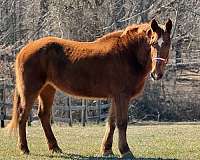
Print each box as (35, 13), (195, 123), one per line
(0, 0), (199, 121)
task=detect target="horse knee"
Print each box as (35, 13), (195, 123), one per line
(116, 121), (127, 130)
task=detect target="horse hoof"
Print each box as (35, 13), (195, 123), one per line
(50, 146), (63, 154)
(102, 150), (114, 156)
(121, 151), (135, 159)
(20, 149), (30, 155)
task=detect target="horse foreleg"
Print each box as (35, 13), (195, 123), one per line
(38, 85), (62, 153)
(114, 94), (134, 158)
(101, 103), (116, 156)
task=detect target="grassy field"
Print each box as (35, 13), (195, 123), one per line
(1, 122), (200, 160)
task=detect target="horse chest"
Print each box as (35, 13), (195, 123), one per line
(123, 75), (146, 98)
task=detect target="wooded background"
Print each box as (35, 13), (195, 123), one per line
(0, 0), (199, 122)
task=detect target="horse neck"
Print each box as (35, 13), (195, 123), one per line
(121, 32), (152, 75)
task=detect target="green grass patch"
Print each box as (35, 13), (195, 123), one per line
(0, 123), (200, 159)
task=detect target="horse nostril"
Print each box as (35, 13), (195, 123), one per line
(157, 73), (163, 79)
(151, 73), (156, 80)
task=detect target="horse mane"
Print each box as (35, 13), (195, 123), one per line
(94, 23), (149, 43)
(91, 23), (150, 57)
(120, 23), (150, 38)
(95, 30), (124, 42)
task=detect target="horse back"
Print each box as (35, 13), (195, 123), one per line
(15, 35), (146, 99)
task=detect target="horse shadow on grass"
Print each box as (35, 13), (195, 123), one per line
(31, 152), (178, 160)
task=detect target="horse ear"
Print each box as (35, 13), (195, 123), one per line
(166, 19), (172, 33)
(146, 29), (152, 39)
(151, 19), (159, 32)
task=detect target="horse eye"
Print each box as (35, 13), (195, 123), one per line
(152, 42), (158, 47)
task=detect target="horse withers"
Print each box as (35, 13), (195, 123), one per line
(7, 19), (172, 158)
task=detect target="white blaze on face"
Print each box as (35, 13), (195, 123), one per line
(158, 37), (164, 47)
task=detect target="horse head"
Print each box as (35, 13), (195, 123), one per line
(147, 19), (172, 80)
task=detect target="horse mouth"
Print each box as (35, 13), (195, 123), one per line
(150, 73), (162, 81)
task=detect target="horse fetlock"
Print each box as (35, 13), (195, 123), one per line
(50, 147), (62, 154)
(119, 143), (130, 155)
(18, 144), (30, 155)
(101, 143), (113, 155)
(49, 143), (62, 153)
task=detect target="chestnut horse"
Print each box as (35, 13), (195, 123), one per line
(7, 19), (172, 158)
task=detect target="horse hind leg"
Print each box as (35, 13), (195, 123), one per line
(38, 84), (62, 153)
(18, 92), (38, 154)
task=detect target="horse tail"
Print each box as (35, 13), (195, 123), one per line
(6, 87), (20, 135)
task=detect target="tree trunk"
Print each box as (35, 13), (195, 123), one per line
(113, 0), (125, 29)
(37, 0), (49, 38)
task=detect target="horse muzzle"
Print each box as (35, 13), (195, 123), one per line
(150, 73), (163, 80)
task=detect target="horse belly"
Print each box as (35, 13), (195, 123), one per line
(50, 68), (111, 98)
